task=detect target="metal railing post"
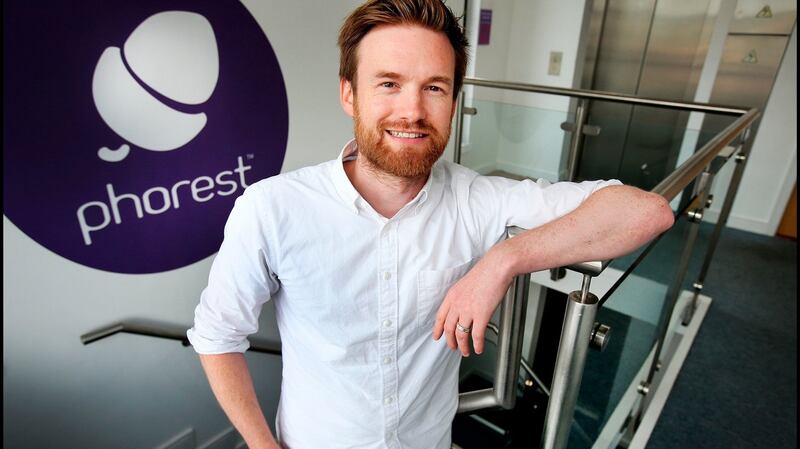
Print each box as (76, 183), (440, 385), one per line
(458, 272), (530, 412)
(651, 169), (714, 373)
(453, 91), (466, 163)
(627, 169), (714, 430)
(494, 273), (530, 408)
(682, 127), (754, 324)
(541, 273), (599, 449)
(565, 98), (589, 182)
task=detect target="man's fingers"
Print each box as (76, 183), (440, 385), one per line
(470, 317), (488, 355)
(432, 303), (449, 340)
(443, 313), (458, 350)
(455, 319), (472, 356)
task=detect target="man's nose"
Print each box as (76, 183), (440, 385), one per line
(396, 89), (426, 123)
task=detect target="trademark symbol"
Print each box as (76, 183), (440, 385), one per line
(247, 154), (255, 159)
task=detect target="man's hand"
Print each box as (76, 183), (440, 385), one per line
(432, 246), (515, 356)
(430, 186), (674, 357)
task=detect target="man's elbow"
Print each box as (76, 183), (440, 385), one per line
(646, 192), (675, 235)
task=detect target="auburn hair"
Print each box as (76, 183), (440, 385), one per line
(337, 0), (469, 97)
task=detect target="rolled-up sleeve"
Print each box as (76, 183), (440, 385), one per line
(467, 175), (623, 250)
(187, 185), (280, 354)
(500, 177), (622, 228)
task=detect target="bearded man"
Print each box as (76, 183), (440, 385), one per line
(187, 1), (674, 448)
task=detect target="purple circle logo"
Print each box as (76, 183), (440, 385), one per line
(4, 1), (289, 274)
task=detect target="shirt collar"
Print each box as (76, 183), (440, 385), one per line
(330, 138), (443, 217)
(331, 139), (361, 213)
(413, 164), (435, 215)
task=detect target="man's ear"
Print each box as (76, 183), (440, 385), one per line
(450, 96), (458, 120)
(340, 78), (354, 117)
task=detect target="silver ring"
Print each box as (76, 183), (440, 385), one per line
(456, 323), (472, 333)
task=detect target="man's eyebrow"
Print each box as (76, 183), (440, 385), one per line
(373, 71), (403, 80)
(427, 76), (454, 86)
(372, 72), (453, 86)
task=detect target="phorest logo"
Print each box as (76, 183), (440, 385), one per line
(92, 11), (219, 162)
(4, 1), (289, 274)
(79, 10), (233, 246)
(77, 156), (252, 246)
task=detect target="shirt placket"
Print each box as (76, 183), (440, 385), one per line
(378, 219), (401, 447)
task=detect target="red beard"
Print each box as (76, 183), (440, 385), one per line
(353, 107), (449, 179)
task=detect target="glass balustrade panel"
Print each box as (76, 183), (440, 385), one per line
(566, 213), (698, 448)
(459, 87), (574, 184)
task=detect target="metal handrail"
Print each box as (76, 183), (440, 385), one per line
(562, 107), (758, 276)
(458, 271), (530, 413)
(462, 77), (748, 115)
(80, 319), (282, 356)
(651, 108), (758, 201)
(461, 76), (759, 277)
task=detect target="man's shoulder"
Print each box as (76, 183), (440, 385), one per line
(436, 159), (517, 198)
(437, 159), (481, 186)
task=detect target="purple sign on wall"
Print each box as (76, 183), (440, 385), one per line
(3, 1), (289, 274)
(478, 9), (492, 45)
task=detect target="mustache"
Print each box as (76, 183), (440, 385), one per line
(380, 119), (437, 134)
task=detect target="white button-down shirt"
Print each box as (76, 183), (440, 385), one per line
(188, 140), (620, 449)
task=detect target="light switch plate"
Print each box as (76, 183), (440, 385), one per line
(548, 51), (563, 76)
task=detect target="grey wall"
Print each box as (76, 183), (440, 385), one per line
(3, 2), (364, 448)
(704, 23), (797, 235)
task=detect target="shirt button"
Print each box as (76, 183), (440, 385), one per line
(383, 356), (392, 365)
(384, 396), (394, 405)
(382, 319), (392, 328)
(383, 272), (392, 280)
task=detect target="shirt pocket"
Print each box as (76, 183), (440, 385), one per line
(417, 257), (478, 332)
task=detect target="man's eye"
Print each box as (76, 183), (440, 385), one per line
(427, 85), (446, 93)
(381, 82), (397, 88)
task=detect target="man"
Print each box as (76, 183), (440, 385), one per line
(187, 1), (674, 448)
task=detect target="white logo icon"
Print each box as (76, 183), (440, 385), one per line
(92, 11), (219, 162)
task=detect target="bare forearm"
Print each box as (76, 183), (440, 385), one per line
(199, 353), (281, 449)
(494, 185), (674, 277)
(433, 185), (673, 355)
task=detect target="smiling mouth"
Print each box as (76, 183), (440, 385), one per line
(386, 130), (428, 139)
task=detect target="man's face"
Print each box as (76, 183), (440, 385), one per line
(340, 24), (458, 178)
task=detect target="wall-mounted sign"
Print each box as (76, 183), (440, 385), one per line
(755, 5), (773, 18)
(3, 1), (289, 274)
(742, 49), (759, 64)
(479, 9), (492, 45)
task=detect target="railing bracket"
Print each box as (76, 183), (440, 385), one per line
(559, 122), (601, 136)
(590, 322), (611, 351)
(687, 209), (704, 222)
